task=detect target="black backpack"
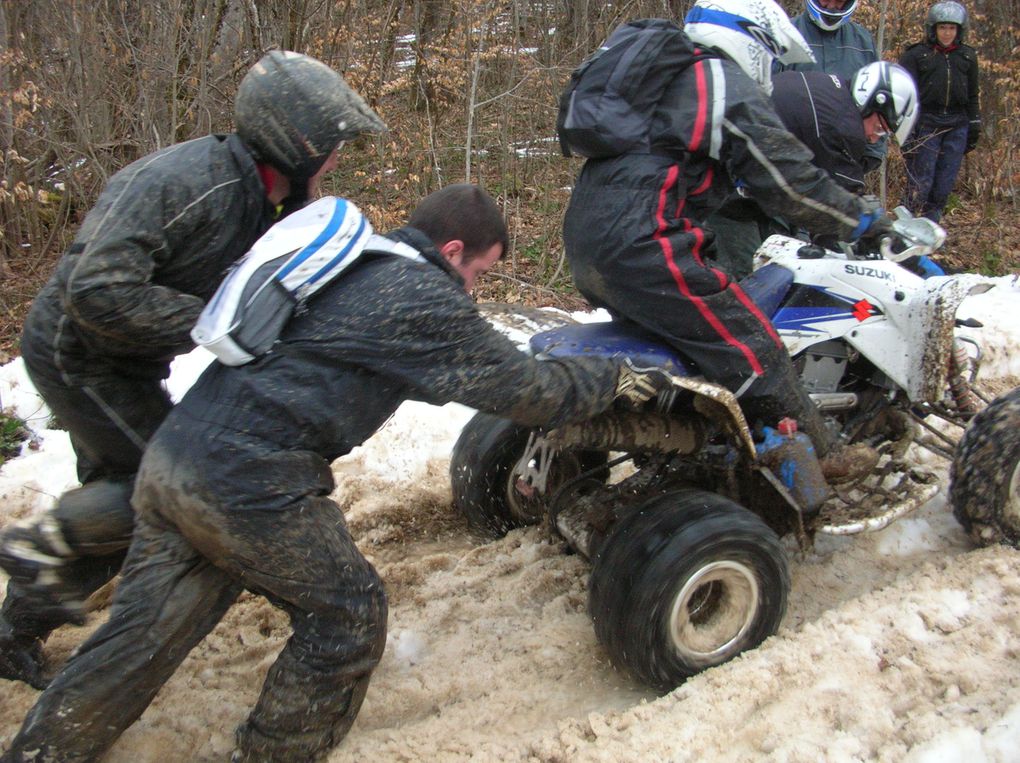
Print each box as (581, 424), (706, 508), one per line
(556, 18), (703, 159)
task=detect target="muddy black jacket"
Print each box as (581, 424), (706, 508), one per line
(152, 227), (619, 510)
(899, 41), (980, 121)
(771, 70), (869, 193)
(564, 55), (871, 295)
(775, 15), (884, 167)
(21, 134), (276, 383)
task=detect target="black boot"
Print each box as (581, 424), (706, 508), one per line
(0, 614), (48, 689)
(0, 515), (86, 690)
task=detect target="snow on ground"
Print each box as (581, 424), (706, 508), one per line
(1, 278), (1019, 761)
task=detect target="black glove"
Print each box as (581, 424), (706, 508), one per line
(966, 120), (981, 153)
(614, 358), (674, 408)
(861, 154), (882, 174)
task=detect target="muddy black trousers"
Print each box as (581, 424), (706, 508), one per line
(1, 356), (173, 640)
(2, 462), (388, 763)
(568, 245), (835, 453)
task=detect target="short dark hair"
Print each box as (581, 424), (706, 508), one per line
(408, 184), (508, 262)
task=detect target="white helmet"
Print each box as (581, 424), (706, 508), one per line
(806, 0), (859, 32)
(684, 0), (815, 95)
(850, 62), (919, 145)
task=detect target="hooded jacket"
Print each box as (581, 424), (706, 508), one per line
(21, 134), (276, 383)
(776, 13), (879, 83)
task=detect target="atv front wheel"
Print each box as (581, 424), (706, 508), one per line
(588, 489), (789, 692)
(450, 412), (606, 537)
(950, 386), (1020, 547)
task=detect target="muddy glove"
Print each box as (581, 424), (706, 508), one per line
(614, 358), (673, 408)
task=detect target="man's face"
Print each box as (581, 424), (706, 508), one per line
(307, 146), (342, 197)
(817, 0), (849, 10)
(936, 23), (959, 46)
(444, 242), (503, 292)
(862, 112), (891, 144)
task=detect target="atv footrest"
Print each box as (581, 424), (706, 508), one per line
(814, 457), (941, 535)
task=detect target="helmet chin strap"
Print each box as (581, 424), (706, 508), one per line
(276, 148), (333, 217)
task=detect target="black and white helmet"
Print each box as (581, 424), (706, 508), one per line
(925, 1), (968, 44)
(235, 51), (386, 183)
(851, 62), (919, 145)
(805, 0), (859, 32)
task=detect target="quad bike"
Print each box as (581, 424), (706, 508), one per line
(451, 209), (998, 692)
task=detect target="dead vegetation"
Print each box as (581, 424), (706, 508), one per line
(1, 0), (1018, 356)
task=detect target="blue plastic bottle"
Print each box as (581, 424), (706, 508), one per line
(755, 418), (831, 513)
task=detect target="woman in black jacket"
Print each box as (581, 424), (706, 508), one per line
(899, 1), (981, 222)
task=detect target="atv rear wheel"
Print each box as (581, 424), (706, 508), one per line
(450, 412), (606, 537)
(950, 386), (1020, 548)
(588, 489), (789, 692)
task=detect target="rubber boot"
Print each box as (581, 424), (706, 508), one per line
(745, 369), (880, 489)
(819, 442), (881, 484)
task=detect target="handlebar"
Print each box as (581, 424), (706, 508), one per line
(878, 206), (946, 263)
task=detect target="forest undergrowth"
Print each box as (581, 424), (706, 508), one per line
(2, 0), (1018, 358)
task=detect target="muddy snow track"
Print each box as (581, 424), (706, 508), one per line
(2, 398), (1019, 762)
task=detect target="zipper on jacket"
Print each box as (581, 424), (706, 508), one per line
(942, 51), (951, 113)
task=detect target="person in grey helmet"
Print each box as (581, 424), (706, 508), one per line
(899, 1), (981, 222)
(0, 50), (385, 689)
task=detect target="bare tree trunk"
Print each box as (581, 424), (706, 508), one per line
(244, 0), (269, 51)
(465, 46), (482, 182)
(878, 0), (889, 208)
(0, 0), (10, 277)
(0, 1), (11, 155)
(410, 0), (453, 112)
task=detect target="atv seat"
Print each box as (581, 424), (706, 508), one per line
(737, 263), (795, 318)
(530, 264), (793, 376)
(530, 321), (697, 376)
